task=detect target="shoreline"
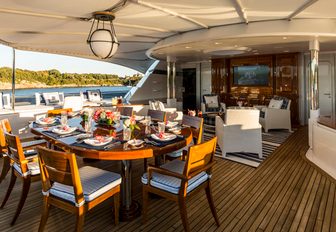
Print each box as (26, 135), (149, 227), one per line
(0, 81), (127, 90)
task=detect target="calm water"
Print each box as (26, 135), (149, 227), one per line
(1, 86), (131, 104)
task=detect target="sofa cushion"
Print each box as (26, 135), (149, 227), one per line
(268, 99), (283, 109)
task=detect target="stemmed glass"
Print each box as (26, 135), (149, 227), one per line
(60, 111), (68, 126)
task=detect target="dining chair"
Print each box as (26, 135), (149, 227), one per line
(1, 132), (41, 226)
(147, 109), (166, 122)
(47, 108), (72, 117)
(37, 146), (122, 231)
(117, 106), (133, 117)
(166, 114), (203, 161)
(142, 137), (220, 232)
(0, 119), (46, 186)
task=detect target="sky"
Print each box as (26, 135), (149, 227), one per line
(0, 44), (140, 76)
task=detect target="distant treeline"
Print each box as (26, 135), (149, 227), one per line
(0, 67), (142, 86)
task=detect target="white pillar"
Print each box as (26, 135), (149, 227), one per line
(11, 48), (15, 110)
(308, 38), (320, 147)
(167, 61), (171, 99)
(172, 62), (176, 99)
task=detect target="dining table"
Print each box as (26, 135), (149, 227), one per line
(30, 116), (192, 221)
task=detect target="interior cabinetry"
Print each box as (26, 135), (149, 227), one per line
(211, 53), (299, 125)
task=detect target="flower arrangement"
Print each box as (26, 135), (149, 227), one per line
(123, 115), (140, 139)
(93, 108), (117, 126)
(123, 115), (140, 131)
(80, 107), (94, 122)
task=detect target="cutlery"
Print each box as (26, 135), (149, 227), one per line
(144, 138), (159, 146)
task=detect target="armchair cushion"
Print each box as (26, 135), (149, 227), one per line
(268, 99), (283, 109)
(13, 161), (40, 176)
(50, 166), (121, 204)
(141, 159), (209, 194)
(204, 95), (219, 108)
(273, 96), (290, 109)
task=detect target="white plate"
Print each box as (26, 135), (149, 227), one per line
(151, 133), (177, 141)
(127, 139), (144, 147)
(36, 117), (56, 125)
(52, 126), (77, 135)
(134, 115), (144, 121)
(166, 121), (179, 128)
(83, 136), (113, 146)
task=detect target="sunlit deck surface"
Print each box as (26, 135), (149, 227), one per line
(0, 127), (335, 231)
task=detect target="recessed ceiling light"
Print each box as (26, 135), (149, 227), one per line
(283, 50), (289, 53)
(234, 45), (238, 47)
(283, 37), (287, 40)
(185, 46), (192, 49)
(215, 42), (221, 45)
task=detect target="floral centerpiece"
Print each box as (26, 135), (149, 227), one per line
(93, 108), (117, 126)
(123, 115), (140, 140)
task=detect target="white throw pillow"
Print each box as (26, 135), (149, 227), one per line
(204, 96), (218, 108)
(268, 99), (283, 109)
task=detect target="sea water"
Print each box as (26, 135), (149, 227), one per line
(0, 86), (131, 105)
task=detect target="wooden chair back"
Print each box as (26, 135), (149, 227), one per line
(184, 137), (217, 177)
(182, 115), (203, 145)
(0, 119), (10, 153)
(4, 132), (28, 174)
(37, 146), (84, 206)
(147, 109), (166, 122)
(47, 108), (72, 117)
(117, 106), (133, 117)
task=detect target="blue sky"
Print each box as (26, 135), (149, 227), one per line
(0, 44), (139, 76)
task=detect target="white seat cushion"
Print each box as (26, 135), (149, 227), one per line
(13, 161), (40, 176)
(166, 140), (194, 158)
(22, 139), (46, 148)
(142, 159), (209, 194)
(50, 166), (121, 204)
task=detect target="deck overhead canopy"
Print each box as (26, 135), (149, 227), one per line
(0, 0), (336, 72)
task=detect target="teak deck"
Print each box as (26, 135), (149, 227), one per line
(0, 127), (336, 231)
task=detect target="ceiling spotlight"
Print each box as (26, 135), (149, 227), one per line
(215, 42), (222, 45)
(87, 11), (119, 59)
(283, 37), (288, 40)
(185, 46), (192, 49)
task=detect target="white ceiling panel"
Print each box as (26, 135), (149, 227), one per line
(242, 0), (307, 21)
(295, 0), (336, 18)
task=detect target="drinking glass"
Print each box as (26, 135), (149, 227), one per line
(158, 122), (165, 134)
(84, 118), (92, 134)
(60, 111), (68, 126)
(145, 116), (151, 126)
(123, 128), (131, 141)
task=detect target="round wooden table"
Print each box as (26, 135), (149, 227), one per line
(31, 117), (192, 221)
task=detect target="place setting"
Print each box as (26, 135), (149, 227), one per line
(42, 124), (82, 139)
(72, 134), (121, 151)
(145, 121), (185, 147)
(32, 116), (60, 128)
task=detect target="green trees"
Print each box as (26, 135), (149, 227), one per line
(0, 67), (142, 87)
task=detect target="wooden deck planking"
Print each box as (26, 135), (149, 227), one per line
(0, 127), (336, 231)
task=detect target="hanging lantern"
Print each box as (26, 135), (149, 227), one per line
(87, 11), (119, 59)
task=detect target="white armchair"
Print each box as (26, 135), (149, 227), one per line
(215, 109), (262, 159)
(259, 98), (292, 132)
(63, 96), (83, 112)
(201, 94), (225, 114)
(149, 100), (182, 121)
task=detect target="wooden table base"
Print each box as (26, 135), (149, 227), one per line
(119, 200), (141, 222)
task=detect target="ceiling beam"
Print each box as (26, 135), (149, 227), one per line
(231, 0), (248, 24)
(133, 0), (209, 29)
(287, 0), (319, 20)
